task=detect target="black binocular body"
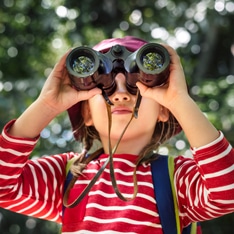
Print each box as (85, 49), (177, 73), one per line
(66, 43), (170, 96)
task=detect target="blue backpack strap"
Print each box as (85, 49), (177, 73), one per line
(151, 155), (178, 234)
(151, 155), (197, 234)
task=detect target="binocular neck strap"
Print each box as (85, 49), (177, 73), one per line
(106, 98), (139, 202)
(63, 90), (142, 208)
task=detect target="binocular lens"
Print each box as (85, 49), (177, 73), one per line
(142, 52), (164, 71)
(72, 56), (95, 74)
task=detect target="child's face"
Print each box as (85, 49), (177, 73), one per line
(82, 73), (169, 153)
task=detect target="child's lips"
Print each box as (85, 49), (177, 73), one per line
(111, 107), (132, 115)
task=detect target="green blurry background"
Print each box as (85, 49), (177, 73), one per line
(0, 0), (234, 233)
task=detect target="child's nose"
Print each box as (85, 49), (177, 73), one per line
(111, 73), (131, 102)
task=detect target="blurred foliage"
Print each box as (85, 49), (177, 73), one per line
(0, 0), (234, 233)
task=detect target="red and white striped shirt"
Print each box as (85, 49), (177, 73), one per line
(0, 120), (234, 233)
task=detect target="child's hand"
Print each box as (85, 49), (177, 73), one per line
(136, 45), (189, 112)
(7, 51), (101, 139)
(37, 50), (101, 116)
(137, 45), (219, 148)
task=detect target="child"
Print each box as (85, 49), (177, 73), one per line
(0, 36), (233, 234)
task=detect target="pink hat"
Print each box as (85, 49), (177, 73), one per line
(67, 36), (148, 140)
(92, 36), (148, 52)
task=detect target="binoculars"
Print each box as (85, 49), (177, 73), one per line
(66, 43), (170, 96)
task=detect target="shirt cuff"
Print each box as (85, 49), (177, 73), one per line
(2, 120), (39, 146)
(190, 131), (224, 153)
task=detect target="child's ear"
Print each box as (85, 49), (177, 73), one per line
(81, 101), (93, 126)
(158, 106), (169, 122)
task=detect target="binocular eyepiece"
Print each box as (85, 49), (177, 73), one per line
(66, 43), (170, 96)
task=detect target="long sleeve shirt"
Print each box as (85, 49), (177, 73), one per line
(0, 120), (234, 233)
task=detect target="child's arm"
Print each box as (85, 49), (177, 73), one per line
(174, 136), (234, 225)
(8, 51), (101, 139)
(137, 45), (219, 148)
(0, 120), (75, 223)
